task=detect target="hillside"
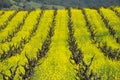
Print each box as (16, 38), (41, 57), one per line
(0, 6), (120, 80)
(0, 0), (120, 9)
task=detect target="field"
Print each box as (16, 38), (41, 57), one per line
(0, 6), (120, 80)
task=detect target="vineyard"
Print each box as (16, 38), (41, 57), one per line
(0, 6), (120, 80)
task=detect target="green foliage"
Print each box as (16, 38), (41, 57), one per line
(0, 0), (120, 9)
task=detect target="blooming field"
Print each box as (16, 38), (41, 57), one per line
(0, 6), (120, 80)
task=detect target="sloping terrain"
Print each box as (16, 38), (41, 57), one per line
(0, 6), (120, 80)
(0, 0), (120, 9)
